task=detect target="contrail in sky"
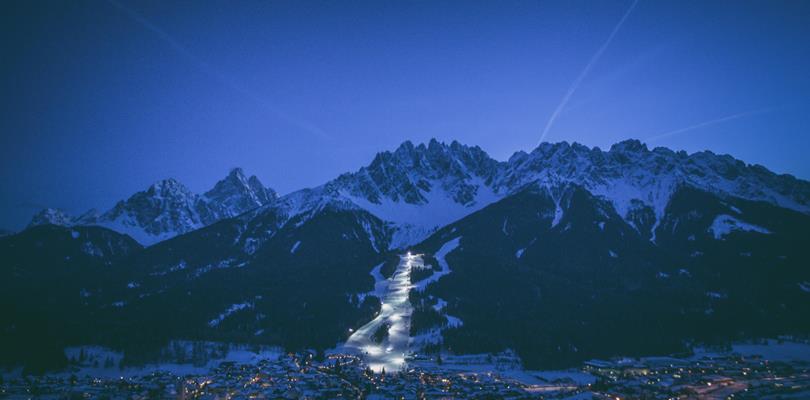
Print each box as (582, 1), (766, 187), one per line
(646, 107), (774, 142)
(104, 0), (329, 140)
(538, 0), (639, 146)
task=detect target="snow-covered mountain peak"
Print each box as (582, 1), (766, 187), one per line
(204, 168), (277, 216)
(257, 139), (810, 250)
(284, 140), (500, 248)
(228, 166), (246, 178)
(95, 178), (204, 243)
(331, 139), (498, 207)
(501, 140), (810, 240)
(28, 169), (278, 245)
(25, 140), (810, 250)
(28, 208), (75, 228)
(609, 138), (648, 154)
(215, 168), (252, 191)
(143, 178), (195, 199)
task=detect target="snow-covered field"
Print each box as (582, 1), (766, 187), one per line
(730, 339), (810, 361)
(50, 342), (282, 379)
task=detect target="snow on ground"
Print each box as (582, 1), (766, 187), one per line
(445, 315), (463, 328)
(530, 370), (597, 385)
(410, 351), (521, 373)
(433, 298), (447, 311)
(208, 303), (252, 327)
(516, 238), (536, 259)
(731, 340), (810, 362)
(709, 214), (771, 239)
(81, 242), (104, 257)
(56, 343), (282, 379)
(162, 260), (186, 274)
(95, 216), (184, 246)
(243, 238), (260, 254)
(357, 262), (388, 303)
(589, 177), (677, 241)
(359, 218), (381, 253)
(157, 260), (187, 275)
(345, 252), (466, 372)
(290, 240), (301, 254)
(411, 296), (463, 342)
(409, 350), (597, 390)
(190, 258), (245, 279)
(551, 202), (564, 227)
(387, 224), (436, 251)
(410, 328), (443, 347)
(413, 237), (461, 292)
(343, 254), (417, 372)
(342, 178), (497, 249)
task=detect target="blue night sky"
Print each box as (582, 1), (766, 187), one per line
(1, 0), (809, 230)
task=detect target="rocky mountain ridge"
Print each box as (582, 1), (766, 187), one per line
(29, 139), (810, 249)
(28, 168), (277, 245)
(246, 139), (810, 250)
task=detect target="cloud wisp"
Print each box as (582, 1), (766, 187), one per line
(104, 0), (329, 140)
(538, 0), (639, 146)
(646, 107), (774, 142)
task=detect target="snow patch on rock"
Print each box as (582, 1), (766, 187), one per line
(709, 214), (771, 239)
(208, 303), (253, 327)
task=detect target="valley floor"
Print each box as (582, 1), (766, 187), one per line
(3, 341), (810, 399)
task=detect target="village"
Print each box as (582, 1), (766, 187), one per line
(2, 349), (809, 399)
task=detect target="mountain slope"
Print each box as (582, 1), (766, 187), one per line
(411, 183), (810, 368)
(0, 225), (142, 372)
(67, 203), (387, 364)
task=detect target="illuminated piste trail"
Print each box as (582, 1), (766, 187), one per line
(343, 253), (423, 372)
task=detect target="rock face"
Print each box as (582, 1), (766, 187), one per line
(258, 138), (809, 250)
(28, 168), (277, 245)
(203, 168), (278, 219)
(27, 139), (810, 248)
(28, 208), (75, 228)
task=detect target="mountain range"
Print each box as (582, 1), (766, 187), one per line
(28, 139), (810, 248)
(5, 139), (810, 372)
(28, 168), (277, 245)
